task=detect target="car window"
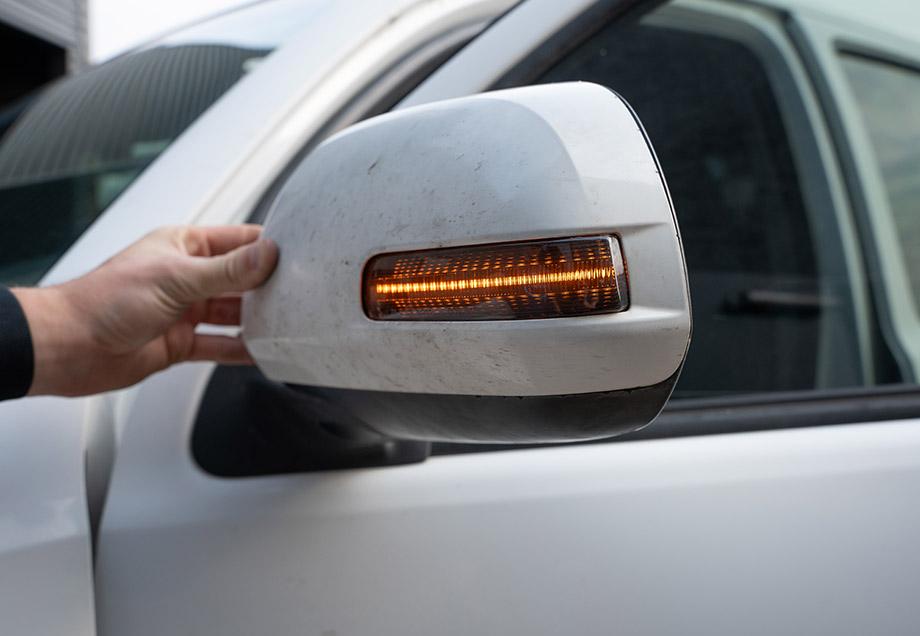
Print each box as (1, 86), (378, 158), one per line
(0, 0), (325, 287)
(530, 3), (868, 398)
(840, 54), (920, 316)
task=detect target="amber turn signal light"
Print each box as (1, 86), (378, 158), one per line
(363, 236), (628, 321)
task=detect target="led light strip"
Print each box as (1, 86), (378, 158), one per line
(364, 236), (629, 321)
(375, 267), (617, 295)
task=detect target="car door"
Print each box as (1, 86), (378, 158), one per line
(95, 1), (920, 635)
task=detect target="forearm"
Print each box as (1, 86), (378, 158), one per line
(11, 286), (96, 397)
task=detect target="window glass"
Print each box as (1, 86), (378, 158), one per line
(536, 6), (863, 397)
(0, 0), (325, 286)
(841, 54), (920, 315)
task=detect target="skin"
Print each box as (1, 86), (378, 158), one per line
(11, 225), (279, 397)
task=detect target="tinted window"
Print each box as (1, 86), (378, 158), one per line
(842, 54), (920, 314)
(536, 8), (863, 397)
(0, 0), (325, 286)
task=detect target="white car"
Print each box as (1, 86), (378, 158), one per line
(1, 0), (919, 634)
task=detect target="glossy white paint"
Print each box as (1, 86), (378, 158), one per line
(245, 83), (690, 396)
(0, 397), (95, 635)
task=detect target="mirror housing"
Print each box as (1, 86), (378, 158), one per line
(244, 82), (690, 443)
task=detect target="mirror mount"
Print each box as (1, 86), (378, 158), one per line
(192, 366), (431, 476)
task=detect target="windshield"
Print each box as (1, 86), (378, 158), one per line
(0, 0), (324, 286)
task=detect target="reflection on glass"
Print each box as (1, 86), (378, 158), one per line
(842, 54), (920, 313)
(0, 0), (326, 286)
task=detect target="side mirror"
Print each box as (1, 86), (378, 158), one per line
(243, 82), (690, 443)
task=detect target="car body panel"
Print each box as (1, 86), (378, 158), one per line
(0, 397), (95, 635)
(97, 363), (920, 634)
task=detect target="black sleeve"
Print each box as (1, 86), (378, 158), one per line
(0, 287), (34, 401)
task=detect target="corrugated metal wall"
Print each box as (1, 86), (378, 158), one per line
(0, 43), (267, 187)
(0, 0), (87, 67)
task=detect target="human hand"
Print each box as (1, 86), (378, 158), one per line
(13, 225), (278, 397)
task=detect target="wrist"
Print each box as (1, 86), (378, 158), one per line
(12, 286), (94, 397)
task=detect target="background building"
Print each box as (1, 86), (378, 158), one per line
(0, 0), (88, 112)
(89, 0), (246, 63)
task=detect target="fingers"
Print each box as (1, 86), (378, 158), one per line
(186, 335), (254, 365)
(179, 237), (279, 300)
(182, 224), (264, 257)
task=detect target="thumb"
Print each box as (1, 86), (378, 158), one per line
(180, 238), (279, 300)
